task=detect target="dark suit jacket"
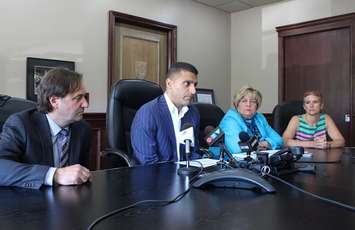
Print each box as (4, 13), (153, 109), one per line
(131, 95), (201, 165)
(0, 109), (91, 189)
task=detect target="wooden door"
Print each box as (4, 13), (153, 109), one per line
(277, 13), (355, 146)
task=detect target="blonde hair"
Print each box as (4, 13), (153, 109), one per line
(233, 85), (262, 109)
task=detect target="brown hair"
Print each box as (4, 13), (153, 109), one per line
(303, 90), (323, 103)
(37, 68), (83, 112)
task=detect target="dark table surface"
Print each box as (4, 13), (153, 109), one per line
(0, 148), (354, 230)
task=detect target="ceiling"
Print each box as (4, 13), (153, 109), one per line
(193, 0), (286, 13)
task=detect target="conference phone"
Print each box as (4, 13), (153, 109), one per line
(192, 168), (276, 193)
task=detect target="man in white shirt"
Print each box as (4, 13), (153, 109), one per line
(131, 62), (202, 165)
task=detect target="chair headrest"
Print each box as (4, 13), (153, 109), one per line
(0, 95), (36, 131)
(193, 103), (224, 114)
(110, 79), (163, 109)
(0, 94), (11, 107)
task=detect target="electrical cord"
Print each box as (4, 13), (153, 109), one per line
(262, 169), (355, 213)
(86, 161), (204, 230)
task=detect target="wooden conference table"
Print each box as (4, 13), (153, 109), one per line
(0, 148), (354, 230)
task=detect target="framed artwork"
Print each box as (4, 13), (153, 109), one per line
(108, 11), (177, 92)
(194, 88), (215, 104)
(26, 57), (75, 101)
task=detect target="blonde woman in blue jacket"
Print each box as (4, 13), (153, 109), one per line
(220, 86), (283, 154)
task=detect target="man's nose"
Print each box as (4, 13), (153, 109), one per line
(82, 97), (89, 108)
(190, 85), (196, 95)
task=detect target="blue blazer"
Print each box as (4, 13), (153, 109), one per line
(219, 108), (283, 154)
(131, 95), (201, 165)
(0, 109), (92, 189)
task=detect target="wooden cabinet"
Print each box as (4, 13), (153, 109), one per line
(83, 113), (106, 170)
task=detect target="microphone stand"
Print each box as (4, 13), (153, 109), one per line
(178, 139), (199, 176)
(217, 143), (238, 168)
(244, 149), (253, 162)
(216, 142), (227, 168)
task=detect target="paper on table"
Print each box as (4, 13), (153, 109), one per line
(233, 149), (313, 160)
(177, 158), (219, 168)
(302, 151), (313, 158)
(232, 149), (281, 161)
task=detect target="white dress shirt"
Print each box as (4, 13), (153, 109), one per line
(164, 93), (189, 161)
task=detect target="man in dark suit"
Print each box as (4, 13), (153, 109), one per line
(0, 68), (92, 189)
(131, 62), (201, 165)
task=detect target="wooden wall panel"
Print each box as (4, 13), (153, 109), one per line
(263, 113), (273, 127)
(83, 113), (106, 170)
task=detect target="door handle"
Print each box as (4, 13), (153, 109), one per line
(345, 114), (351, 123)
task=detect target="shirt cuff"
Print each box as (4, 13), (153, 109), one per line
(44, 167), (57, 186)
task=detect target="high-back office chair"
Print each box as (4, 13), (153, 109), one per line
(193, 102), (225, 148)
(272, 100), (304, 135)
(102, 79), (164, 169)
(0, 94), (36, 132)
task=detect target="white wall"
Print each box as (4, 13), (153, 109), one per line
(231, 0), (355, 113)
(0, 0), (231, 112)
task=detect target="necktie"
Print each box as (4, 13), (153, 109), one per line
(56, 128), (69, 167)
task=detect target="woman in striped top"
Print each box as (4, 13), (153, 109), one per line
(282, 91), (344, 149)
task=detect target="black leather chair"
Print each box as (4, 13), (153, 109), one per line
(193, 103), (225, 148)
(0, 94), (36, 132)
(101, 79), (164, 169)
(272, 100), (304, 135)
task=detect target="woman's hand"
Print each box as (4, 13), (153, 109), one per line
(313, 137), (329, 149)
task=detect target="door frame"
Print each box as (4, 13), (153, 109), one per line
(276, 12), (355, 145)
(108, 11), (177, 92)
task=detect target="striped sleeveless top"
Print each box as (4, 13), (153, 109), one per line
(295, 114), (327, 141)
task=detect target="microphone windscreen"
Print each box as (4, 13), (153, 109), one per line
(239, 131), (250, 142)
(181, 122), (193, 131)
(179, 122), (194, 144)
(204, 125), (215, 136)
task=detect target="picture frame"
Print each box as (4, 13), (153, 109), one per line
(26, 57), (75, 101)
(194, 88), (215, 104)
(108, 11), (177, 91)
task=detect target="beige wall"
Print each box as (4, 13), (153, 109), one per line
(231, 0), (355, 113)
(0, 0), (231, 112)
(4, 0), (354, 114)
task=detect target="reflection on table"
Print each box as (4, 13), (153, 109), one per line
(0, 148), (354, 230)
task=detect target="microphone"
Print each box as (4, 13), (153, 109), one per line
(238, 132), (258, 161)
(238, 131), (258, 153)
(204, 125), (215, 136)
(204, 126), (238, 168)
(180, 122), (194, 156)
(204, 126), (224, 146)
(178, 122), (199, 176)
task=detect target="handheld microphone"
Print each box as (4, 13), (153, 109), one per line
(204, 126), (224, 146)
(178, 122), (198, 176)
(238, 131), (258, 153)
(238, 131), (258, 162)
(180, 122), (194, 156)
(204, 126), (238, 168)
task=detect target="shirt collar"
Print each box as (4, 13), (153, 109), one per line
(46, 114), (68, 137)
(164, 93), (189, 118)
